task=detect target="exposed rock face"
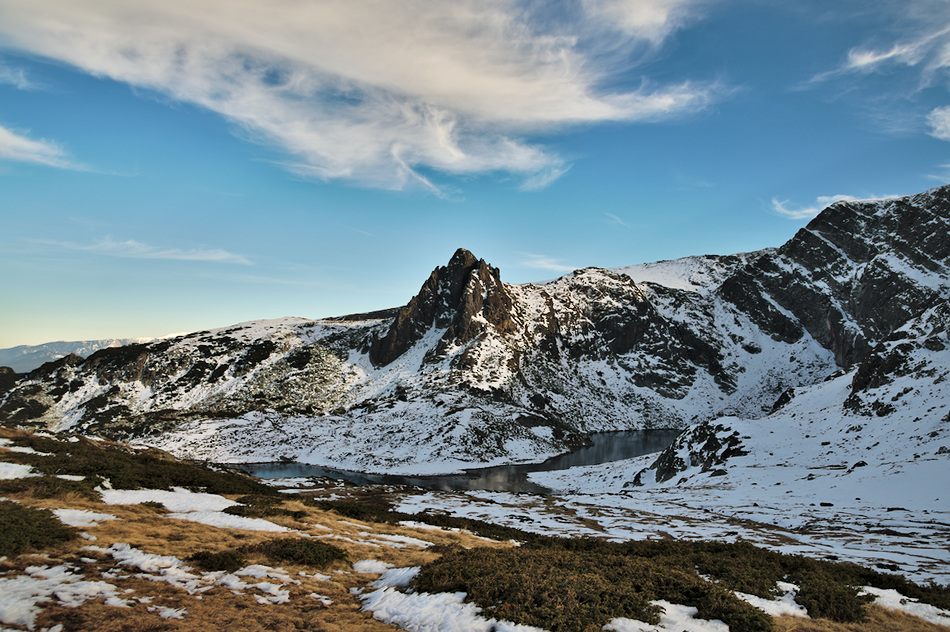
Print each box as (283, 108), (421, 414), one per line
(369, 248), (515, 366)
(633, 187), (950, 486)
(718, 187), (950, 368)
(2, 186), (948, 474)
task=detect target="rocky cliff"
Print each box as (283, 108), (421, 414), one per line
(634, 187), (950, 485)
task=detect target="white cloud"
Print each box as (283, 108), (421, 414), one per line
(583, 0), (703, 44)
(811, 13), (950, 84)
(0, 124), (79, 169)
(521, 253), (578, 273)
(604, 212), (628, 227)
(771, 194), (859, 220)
(927, 105), (950, 141)
(42, 237), (251, 265)
(0, 62), (35, 90)
(519, 165), (572, 191)
(0, 0), (717, 191)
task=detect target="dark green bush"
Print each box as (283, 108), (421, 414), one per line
(251, 537), (347, 567)
(310, 498), (541, 543)
(0, 500), (77, 556)
(794, 571), (872, 622)
(223, 504), (307, 520)
(308, 498), (402, 523)
(187, 549), (247, 572)
(415, 547), (773, 632)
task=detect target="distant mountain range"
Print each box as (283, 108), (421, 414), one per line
(1, 185), (948, 478)
(0, 339), (152, 374)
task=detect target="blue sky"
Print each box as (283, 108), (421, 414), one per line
(1, 0), (948, 348)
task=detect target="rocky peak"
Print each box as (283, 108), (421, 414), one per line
(369, 248), (515, 366)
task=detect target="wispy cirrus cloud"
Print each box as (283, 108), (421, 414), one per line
(771, 194), (860, 220)
(37, 237), (251, 265)
(604, 212), (628, 227)
(926, 161), (950, 181)
(0, 61), (36, 90)
(809, 4), (950, 84)
(0, 0), (719, 192)
(0, 124), (81, 170)
(521, 253), (578, 273)
(806, 3), (950, 141)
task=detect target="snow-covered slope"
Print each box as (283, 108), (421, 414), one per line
(2, 185), (948, 475)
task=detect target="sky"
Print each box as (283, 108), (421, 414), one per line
(1, 0), (948, 348)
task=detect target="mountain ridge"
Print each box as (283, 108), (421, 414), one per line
(1, 185), (948, 475)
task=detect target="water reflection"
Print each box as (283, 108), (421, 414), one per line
(234, 429), (680, 494)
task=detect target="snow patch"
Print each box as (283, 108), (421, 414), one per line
(52, 508), (117, 528)
(0, 565), (123, 630)
(862, 586), (950, 627)
(605, 601), (728, 632)
(0, 462), (37, 480)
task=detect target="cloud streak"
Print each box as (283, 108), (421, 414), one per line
(40, 237), (251, 265)
(0, 61), (35, 90)
(805, 3), (950, 142)
(521, 253), (578, 273)
(771, 195), (860, 220)
(0, 0), (717, 191)
(809, 8), (950, 84)
(0, 124), (80, 169)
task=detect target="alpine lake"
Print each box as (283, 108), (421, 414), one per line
(234, 429), (681, 494)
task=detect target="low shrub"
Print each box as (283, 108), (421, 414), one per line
(251, 537), (347, 567)
(311, 498), (544, 544)
(308, 498), (402, 523)
(0, 500), (77, 556)
(224, 495), (306, 520)
(187, 549), (247, 572)
(0, 476), (94, 500)
(794, 571), (872, 621)
(415, 547), (773, 632)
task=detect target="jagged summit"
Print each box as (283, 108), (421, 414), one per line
(369, 248), (515, 366)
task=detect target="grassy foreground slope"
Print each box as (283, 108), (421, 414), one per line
(0, 425), (947, 632)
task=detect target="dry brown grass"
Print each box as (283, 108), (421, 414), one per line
(33, 575), (398, 632)
(773, 605), (950, 631)
(0, 471), (511, 632)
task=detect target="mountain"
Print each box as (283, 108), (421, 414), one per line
(2, 185), (948, 475)
(0, 338), (153, 373)
(631, 186), (950, 487)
